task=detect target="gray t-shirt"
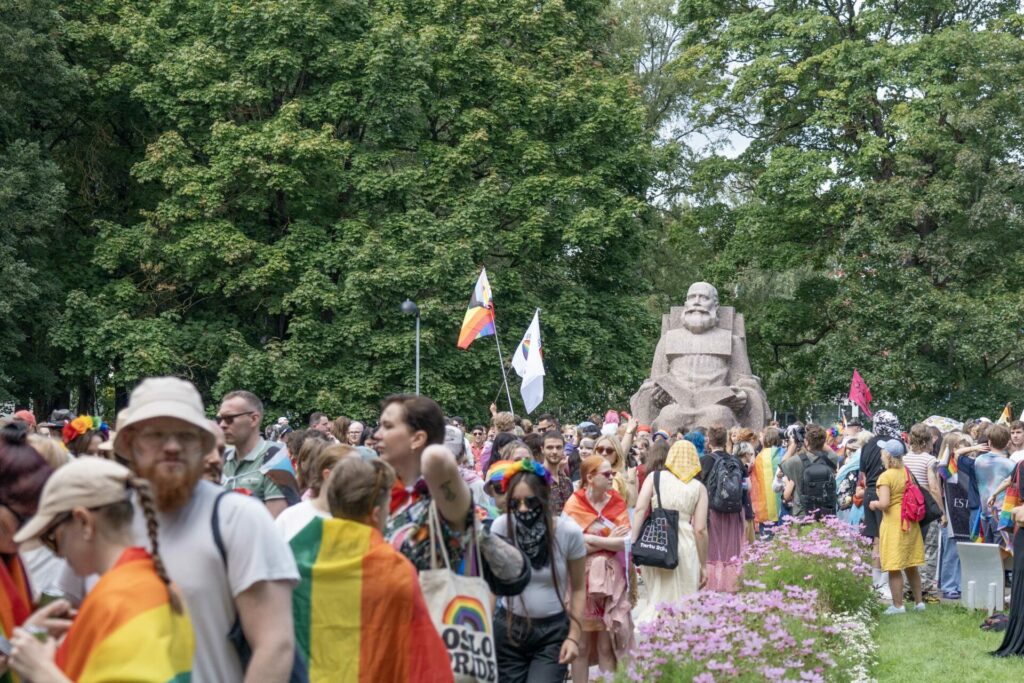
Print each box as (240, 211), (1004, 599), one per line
(132, 480), (300, 683)
(781, 450), (839, 517)
(491, 514), (586, 618)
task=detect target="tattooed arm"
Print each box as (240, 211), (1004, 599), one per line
(422, 444), (473, 532)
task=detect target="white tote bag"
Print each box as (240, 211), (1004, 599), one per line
(419, 502), (498, 683)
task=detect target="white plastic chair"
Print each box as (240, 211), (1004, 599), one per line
(957, 542), (1005, 613)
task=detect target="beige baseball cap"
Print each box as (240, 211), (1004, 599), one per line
(14, 457), (133, 544)
(113, 377), (216, 458)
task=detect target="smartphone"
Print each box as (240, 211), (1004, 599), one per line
(37, 589), (65, 608)
(0, 635), (12, 657)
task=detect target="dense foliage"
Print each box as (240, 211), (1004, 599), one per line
(2, 0), (1022, 423)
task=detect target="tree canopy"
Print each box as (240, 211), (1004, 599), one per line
(2, 0), (1022, 424)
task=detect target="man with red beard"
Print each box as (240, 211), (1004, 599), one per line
(114, 377), (299, 683)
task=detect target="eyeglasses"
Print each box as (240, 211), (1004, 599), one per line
(136, 429), (203, 448)
(215, 411), (254, 425)
(41, 512), (73, 554)
(594, 446), (616, 455)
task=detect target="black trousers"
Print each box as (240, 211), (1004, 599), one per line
(493, 608), (569, 683)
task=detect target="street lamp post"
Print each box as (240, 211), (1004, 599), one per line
(401, 299), (421, 394)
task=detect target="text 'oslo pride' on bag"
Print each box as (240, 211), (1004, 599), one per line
(420, 502), (498, 683)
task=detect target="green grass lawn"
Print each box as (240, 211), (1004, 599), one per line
(873, 604), (1021, 681)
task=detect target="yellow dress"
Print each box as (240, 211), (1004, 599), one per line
(877, 467), (925, 571)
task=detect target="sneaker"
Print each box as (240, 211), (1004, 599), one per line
(923, 594), (941, 604)
(914, 603), (926, 611)
(942, 591), (962, 600)
(884, 605), (906, 615)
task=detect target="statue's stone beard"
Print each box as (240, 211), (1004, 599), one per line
(683, 308), (718, 334)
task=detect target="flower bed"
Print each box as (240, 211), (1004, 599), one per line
(613, 519), (877, 682)
(741, 516), (877, 615)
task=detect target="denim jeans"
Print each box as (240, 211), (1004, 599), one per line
(939, 524), (961, 595)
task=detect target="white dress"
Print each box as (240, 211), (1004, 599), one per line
(636, 471), (702, 623)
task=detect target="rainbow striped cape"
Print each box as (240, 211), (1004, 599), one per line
(749, 446), (783, 524)
(56, 547), (193, 683)
(290, 517), (452, 683)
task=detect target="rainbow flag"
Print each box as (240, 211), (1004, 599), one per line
(290, 517), (452, 683)
(749, 446), (783, 524)
(999, 464), (1021, 534)
(56, 547), (193, 682)
(457, 268), (496, 350)
(1, 557), (31, 683)
(944, 452), (959, 482)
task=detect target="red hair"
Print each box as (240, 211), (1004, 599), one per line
(580, 455), (607, 486)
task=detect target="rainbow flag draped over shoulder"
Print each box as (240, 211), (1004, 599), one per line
(457, 268), (496, 350)
(563, 488), (630, 534)
(749, 446), (783, 524)
(1, 556), (31, 683)
(290, 517), (452, 683)
(56, 547), (193, 683)
(999, 461), (1022, 535)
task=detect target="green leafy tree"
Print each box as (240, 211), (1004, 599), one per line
(54, 0), (660, 422)
(656, 0), (1024, 418)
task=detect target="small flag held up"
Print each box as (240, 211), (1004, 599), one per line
(457, 268), (496, 350)
(511, 310), (545, 414)
(848, 369), (873, 420)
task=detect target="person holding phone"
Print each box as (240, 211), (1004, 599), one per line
(9, 457), (193, 683)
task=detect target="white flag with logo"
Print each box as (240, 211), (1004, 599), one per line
(511, 310), (545, 414)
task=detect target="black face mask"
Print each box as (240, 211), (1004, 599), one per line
(512, 503), (549, 569)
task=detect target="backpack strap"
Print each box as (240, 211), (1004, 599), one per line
(798, 451), (811, 469)
(212, 489), (232, 568)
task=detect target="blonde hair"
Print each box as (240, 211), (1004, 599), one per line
(593, 434), (625, 472)
(326, 458), (396, 521)
(492, 412), (515, 433)
(27, 435), (70, 471)
(295, 438), (330, 492)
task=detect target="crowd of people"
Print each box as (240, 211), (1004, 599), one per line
(1, 384), (1023, 682)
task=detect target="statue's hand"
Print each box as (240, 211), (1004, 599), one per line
(722, 388), (748, 411)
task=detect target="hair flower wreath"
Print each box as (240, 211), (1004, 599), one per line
(62, 415), (110, 445)
(499, 459), (552, 493)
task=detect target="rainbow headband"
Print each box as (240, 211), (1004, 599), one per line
(62, 415), (110, 445)
(485, 459), (552, 494)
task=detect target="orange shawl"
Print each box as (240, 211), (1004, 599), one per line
(563, 489), (629, 535)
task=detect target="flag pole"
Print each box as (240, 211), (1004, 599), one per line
(492, 325), (515, 413)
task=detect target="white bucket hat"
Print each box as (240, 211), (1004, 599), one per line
(113, 377), (216, 457)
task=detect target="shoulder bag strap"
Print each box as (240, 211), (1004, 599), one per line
(653, 470), (665, 510)
(212, 490), (232, 567)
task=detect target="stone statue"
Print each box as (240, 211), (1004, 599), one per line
(630, 282), (771, 433)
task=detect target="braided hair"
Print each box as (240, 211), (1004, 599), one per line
(128, 477), (183, 614)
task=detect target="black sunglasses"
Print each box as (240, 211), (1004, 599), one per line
(216, 411), (254, 426)
(511, 496), (542, 511)
(41, 512), (73, 554)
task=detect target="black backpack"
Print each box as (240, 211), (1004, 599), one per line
(799, 451), (838, 517)
(706, 454), (745, 513)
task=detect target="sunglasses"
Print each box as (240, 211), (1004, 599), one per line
(597, 471), (615, 479)
(216, 411), (254, 426)
(472, 431), (484, 436)
(594, 446), (616, 455)
(511, 496), (542, 510)
(41, 512), (73, 554)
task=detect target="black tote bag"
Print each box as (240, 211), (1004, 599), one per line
(632, 471), (680, 569)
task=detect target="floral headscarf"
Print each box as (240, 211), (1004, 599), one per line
(872, 410), (903, 440)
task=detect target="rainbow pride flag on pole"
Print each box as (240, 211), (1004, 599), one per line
(290, 517), (452, 683)
(457, 268), (496, 350)
(56, 547), (193, 682)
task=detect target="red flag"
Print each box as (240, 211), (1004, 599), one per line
(849, 369), (873, 419)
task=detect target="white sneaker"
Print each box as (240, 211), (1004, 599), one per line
(884, 605), (906, 615)
(913, 603), (926, 611)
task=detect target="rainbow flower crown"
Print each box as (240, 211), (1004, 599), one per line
(484, 458), (552, 494)
(62, 415), (110, 445)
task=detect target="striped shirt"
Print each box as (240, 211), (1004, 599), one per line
(903, 451), (937, 488)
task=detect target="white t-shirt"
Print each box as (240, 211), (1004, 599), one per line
(1011, 450), (1024, 464)
(132, 481), (299, 683)
(275, 500), (330, 541)
(491, 514), (586, 618)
